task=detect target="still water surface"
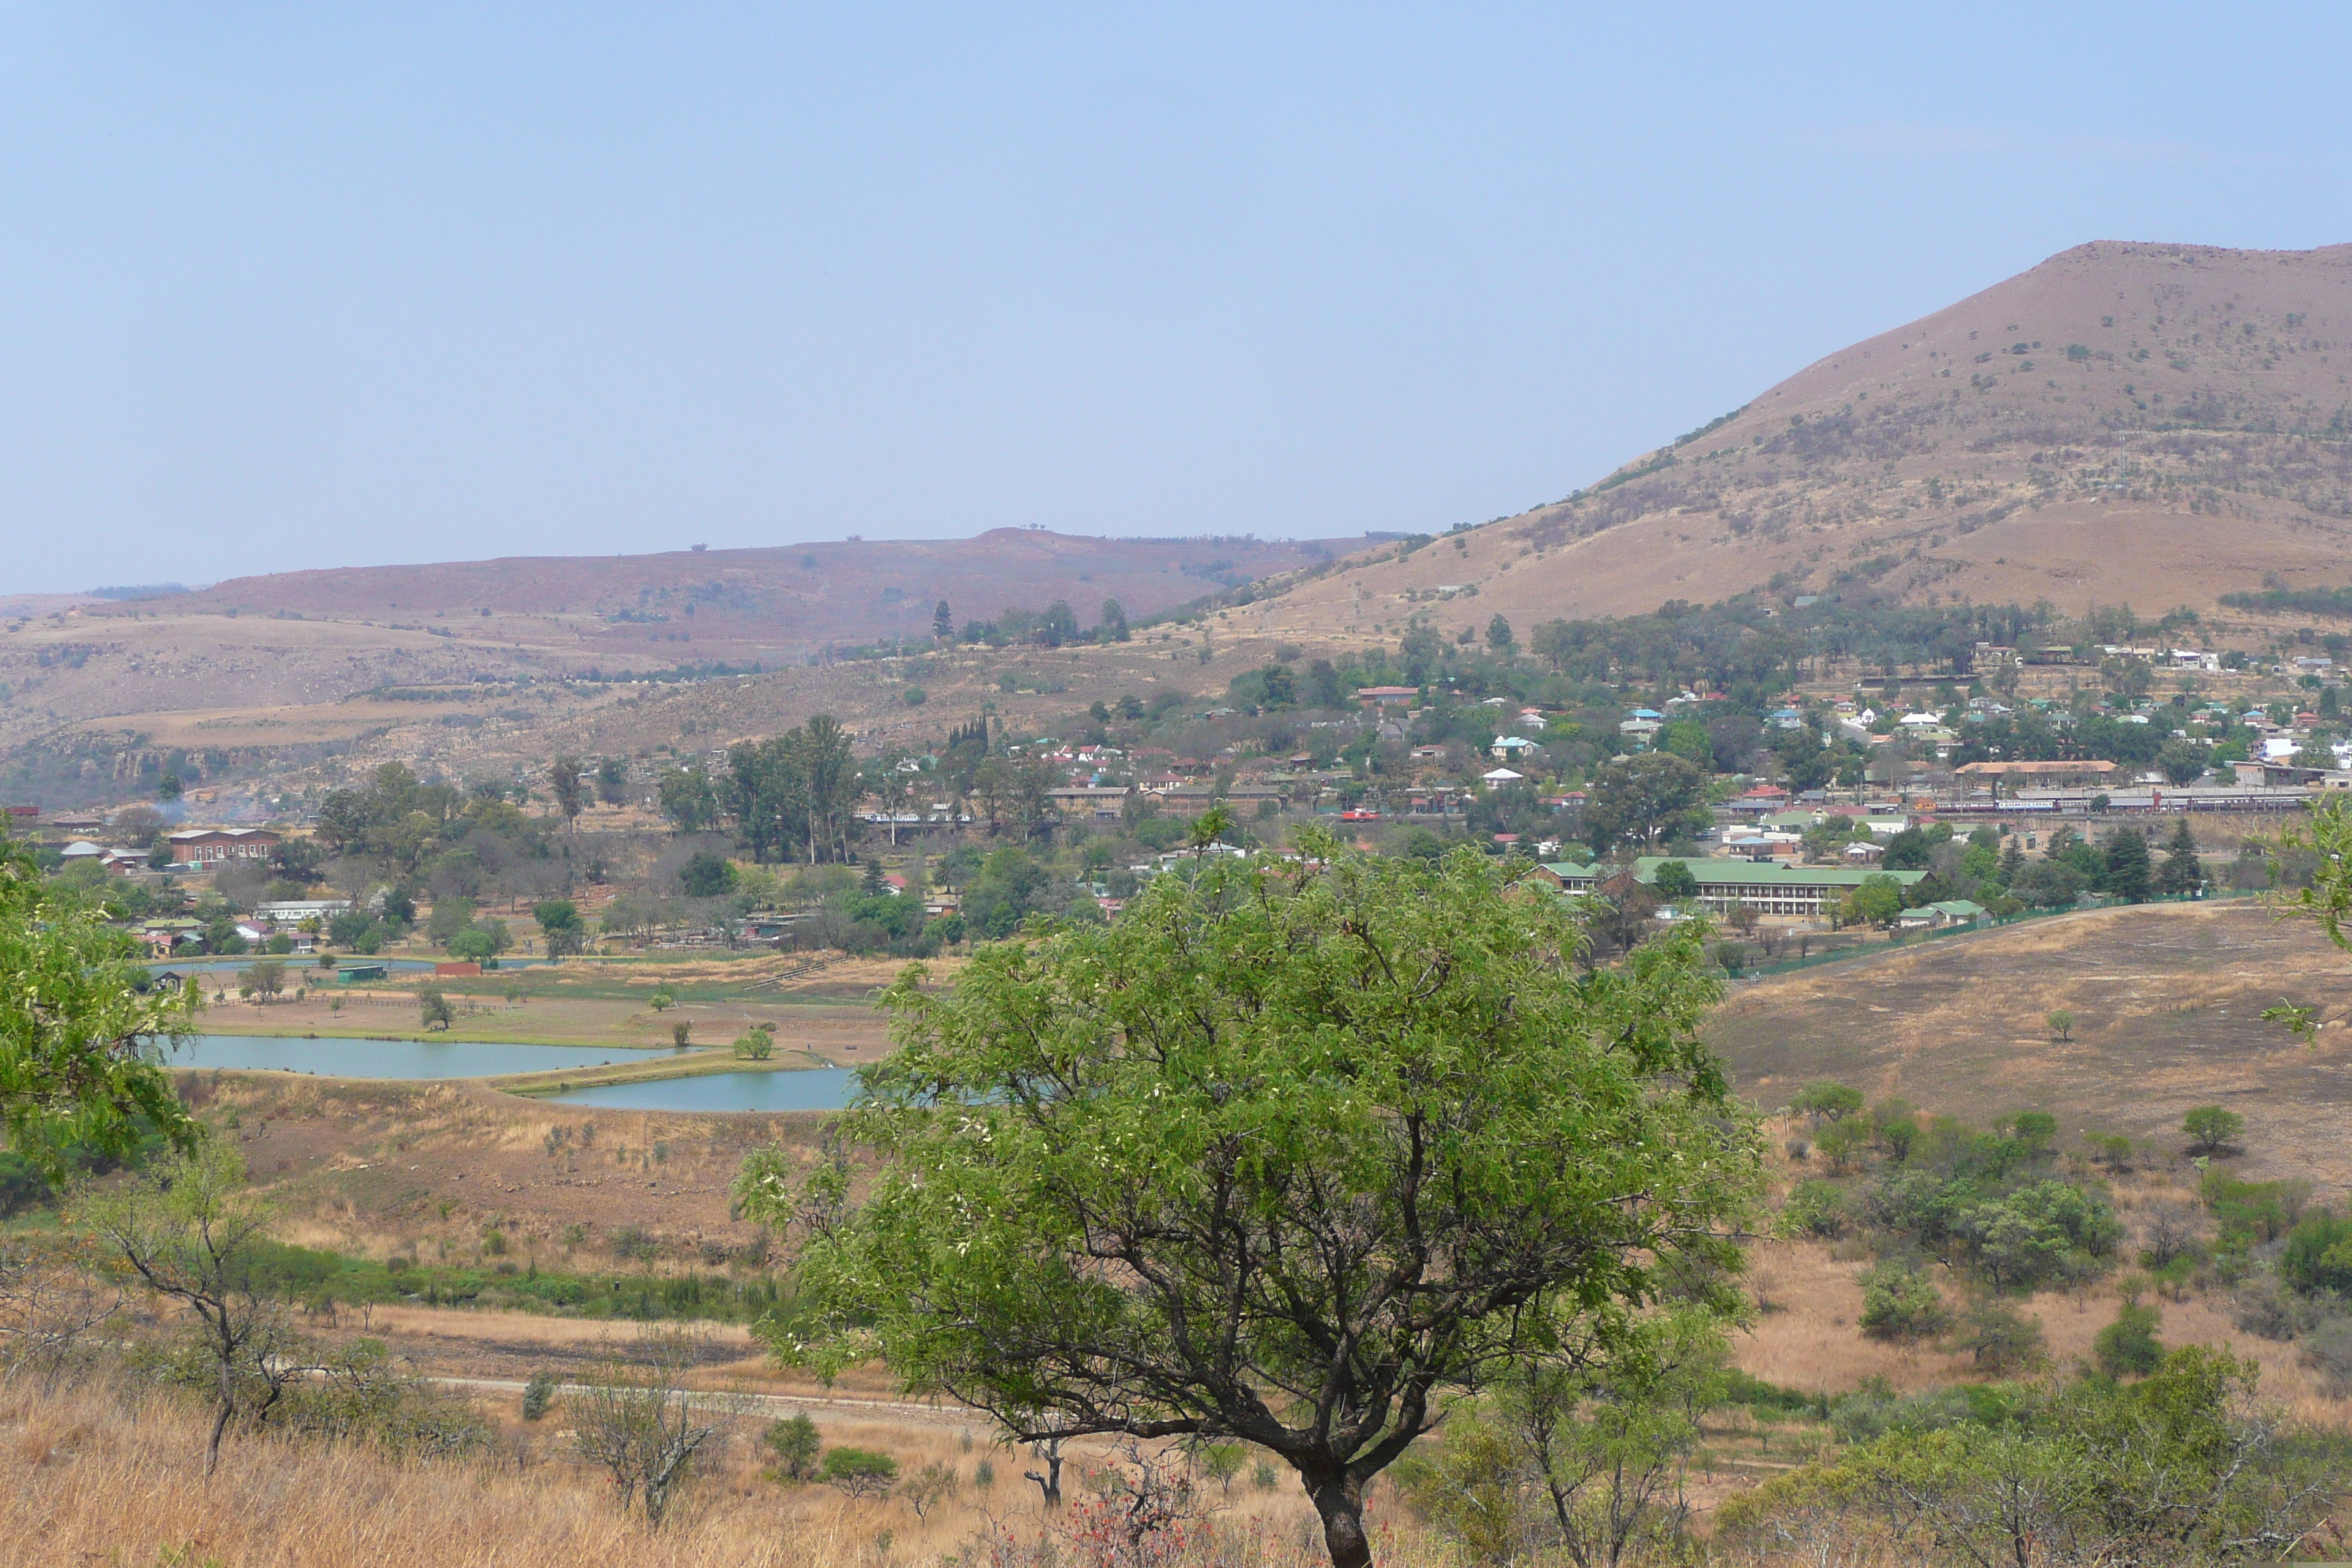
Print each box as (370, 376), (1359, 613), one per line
(539, 1068), (861, 1112)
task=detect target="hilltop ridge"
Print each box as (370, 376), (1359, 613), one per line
(118, 528), (1349, 654)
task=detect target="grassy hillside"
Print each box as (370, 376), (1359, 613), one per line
(1708, 900), (2352, 1198)
(1262, 241), (2352, 646)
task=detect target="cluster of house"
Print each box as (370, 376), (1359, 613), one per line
(137, 896), (353, 956)
(970, 694), (1570, 828)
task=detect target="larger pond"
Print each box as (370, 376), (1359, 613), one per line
(168, 1035), (671, 1079)
(541, 1068), (862, 1112)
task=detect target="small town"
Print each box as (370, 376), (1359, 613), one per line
(7, 15), (2352, 1568)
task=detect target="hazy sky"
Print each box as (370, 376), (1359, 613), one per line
(5, 5), (2349, 593)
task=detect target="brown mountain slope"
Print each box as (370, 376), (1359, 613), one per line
(1262, 241), (2352, 645)
(135, 529), (1346, 655)
(0, 531), (1349, 757)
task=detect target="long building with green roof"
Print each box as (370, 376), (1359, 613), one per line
(1529, 858), (1928, 918)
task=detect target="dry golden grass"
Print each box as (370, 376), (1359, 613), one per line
(0, 1378), (1365, 1568)
(1, 1379), (853, 1568)
(176, 1073), (833, 1267)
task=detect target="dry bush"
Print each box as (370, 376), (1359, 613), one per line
(0, 1240), (123, 1392)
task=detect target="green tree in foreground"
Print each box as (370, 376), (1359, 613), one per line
(417, 988), (455, 1033)
(736, 835), (1761, 1568)
(0, 840), (197, 1171)
(2046, 1009), (2075, 1042)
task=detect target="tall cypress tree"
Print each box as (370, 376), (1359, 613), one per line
(2103, 826), (2153, 904)
(2157, 818), (2204, 896)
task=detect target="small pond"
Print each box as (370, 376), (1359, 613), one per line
(168, 1035), (670, 1079)
(540, 1068), (862, 1112)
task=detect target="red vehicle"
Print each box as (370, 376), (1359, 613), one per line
(1339, 809), (1382, 822)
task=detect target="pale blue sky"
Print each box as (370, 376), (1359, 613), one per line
(4, 5), (2348, 592)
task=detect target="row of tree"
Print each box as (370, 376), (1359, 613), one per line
(930, 598), (1130, 648)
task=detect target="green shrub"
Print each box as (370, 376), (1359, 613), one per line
(2094, 1292), (2164, 1376)
(765, 1413), (821, 1480)
(818, 1444), (897, 1497)
(1777, 1178), (1848, 1239)
(1829, 1377), (1986, 1444)
(2280, 1211), (2352, 1297)
(2182, 1105), (2243, 1155)
(1791, 1082), (1865, 1120)
(2086, 1131), (2134, 1170)
(1950, 1298), (2045, 1373)
(1858, 1262), (1952, 1341)
(1814, 1116), (1871, 1170)
(1954, 1180), (2122, 1290)
(0, 1152), (53, 1217)
(1719, 1368), (1820, 1417)
(1872, 1099), (1920, 1161)
(521, 1371), (557, 1421)
(2202, 1171), (2310, 1247)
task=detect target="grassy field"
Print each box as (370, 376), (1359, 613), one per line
(1708, 900), (2352, 1199)
(177, 1072), (830, 1268)
(188, 949), (914, 1060)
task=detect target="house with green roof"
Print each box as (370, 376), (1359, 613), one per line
(1529, 858), (1927, 918)
(1898, 899), (1988, 930)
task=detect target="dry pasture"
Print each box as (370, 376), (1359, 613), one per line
(1708, 900), (2352, 1200)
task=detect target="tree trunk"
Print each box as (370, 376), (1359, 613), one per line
(1023, 1437), (1064, 1507)
(1306, 1472), (1373, 1568)
(206, 1397), (232, 1477)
